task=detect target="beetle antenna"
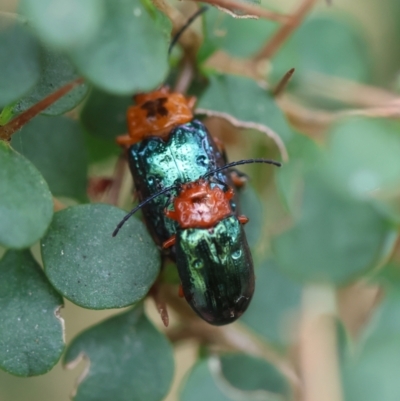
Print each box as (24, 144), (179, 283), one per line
(112, 184), (179, 237)
(168, 6), (208, 55)
(203, 158), (282, 179)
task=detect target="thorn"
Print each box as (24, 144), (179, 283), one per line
(273, 68), (295, 97)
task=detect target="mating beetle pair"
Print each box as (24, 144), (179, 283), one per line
(113, 87), (281, 325)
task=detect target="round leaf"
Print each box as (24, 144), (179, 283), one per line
(272, 175), (395, 283)
(64, 306), (174, 401)
(80, 88), (132, 141)
(181, 355), (289, 401)
(12, 47), (89, 116)
(241, 259), (302, 348)
(342, 291), (400, 401)
(0, 141), (53, 249)
(0, 15), (41, 108)
(325, 118), (400, 199)
(11, 115), (88, 201)
(0, 250), (64, 376)
(41, 204), (160, 309)
(197, 74), (293, 160)
(68, 0), (169, 94)
(220, 354), (290, 397)
(19, 0), (103, 49)
(199, 7), (276, 62)
(272, 14), (372, 90)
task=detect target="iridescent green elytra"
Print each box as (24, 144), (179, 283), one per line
(175, 216), (254, 325)
(128, 120), (235, 258)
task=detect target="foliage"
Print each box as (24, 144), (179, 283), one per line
(1, 0), (400, 400)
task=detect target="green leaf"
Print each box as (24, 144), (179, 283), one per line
(276, 132), (321, 216)
(11, 115), (88, 201)
(197, 74), (293, 159)
(0, 15), (41, 108)
(324, 117), (400, 202)
(41, 204), (160, 309)
(241, 259), (302, 348)
(83, 129), (120, 163)
(342, 291), (400, 401)
(12, 47), (89, 117)
(239, 185), (263, 249)
(64, 306), (174, 401)
(19, 0), (103, 49)
(272, 14), (372, 90)
(220, 354), (290, 397)
(68, 0), (169, 94)
(0, 250), (64, 376)
(199, 7), (276, 62)
(80, 88), (132, 141)
(0, 141), (53, 249)
(181, 355), (289, 401)
(272, 174), (395, 283)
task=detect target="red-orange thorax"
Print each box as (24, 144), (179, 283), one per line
(165, 180), (234, 229)
(125, 87), (195, 146)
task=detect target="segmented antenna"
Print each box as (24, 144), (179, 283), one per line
(168, 6), (209, 55)
(112, 184), (179, 237)
(203, 158), (281, 179)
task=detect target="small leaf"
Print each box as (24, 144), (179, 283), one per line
(68, 0), (169, 94)
(80, 88), (132, 141)
(0, 141), (53, 249)
(272, 174), (395, 283)
(0, 15), (41, 108)
(64, 306), (174, 401)
(19, 0), (103, 49)
(220, 354), (290, 397)
(241, 259), (302, 348)
(0, 250), (64, 376)
(12, 47), (89, 116)
(11, 115), (88, 201)
(41, 204), (160, 309)
(181, 355), (289, 401)
(197, 74), (293, 160)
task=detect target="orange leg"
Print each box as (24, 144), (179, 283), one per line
(116, 134), (136, 147)
(162, 235), (176, 249)
(230, 171), (247, 188)
(238, 215), (249, 225)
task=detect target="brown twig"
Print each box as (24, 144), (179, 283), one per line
(273, 68), (295, 97)
(254, 0), (319, 61)
(0, 78), (84, 141)
(194, 0), (291, 22)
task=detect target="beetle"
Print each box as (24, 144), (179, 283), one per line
(116, 87), (240, 259)
(113, 159), (281, 325)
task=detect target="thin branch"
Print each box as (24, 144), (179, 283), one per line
(0, 78), (84, 141)
(194, 0), (291, 23)
(254, 0), (319, 61)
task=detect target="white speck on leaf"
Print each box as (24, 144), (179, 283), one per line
(133, 7), (142, 16)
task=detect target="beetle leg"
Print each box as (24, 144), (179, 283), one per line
(163, 235), (176, 249)
(149, 281), (169, 327)
(238, 215), (249, 225)
(178, 284), (184, 298)
(230, 170), (248, 188)
(116, 134), (135, 147)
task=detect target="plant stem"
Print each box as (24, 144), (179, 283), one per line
(0, 78), (84, 141)
(254, 0), (319, 61)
